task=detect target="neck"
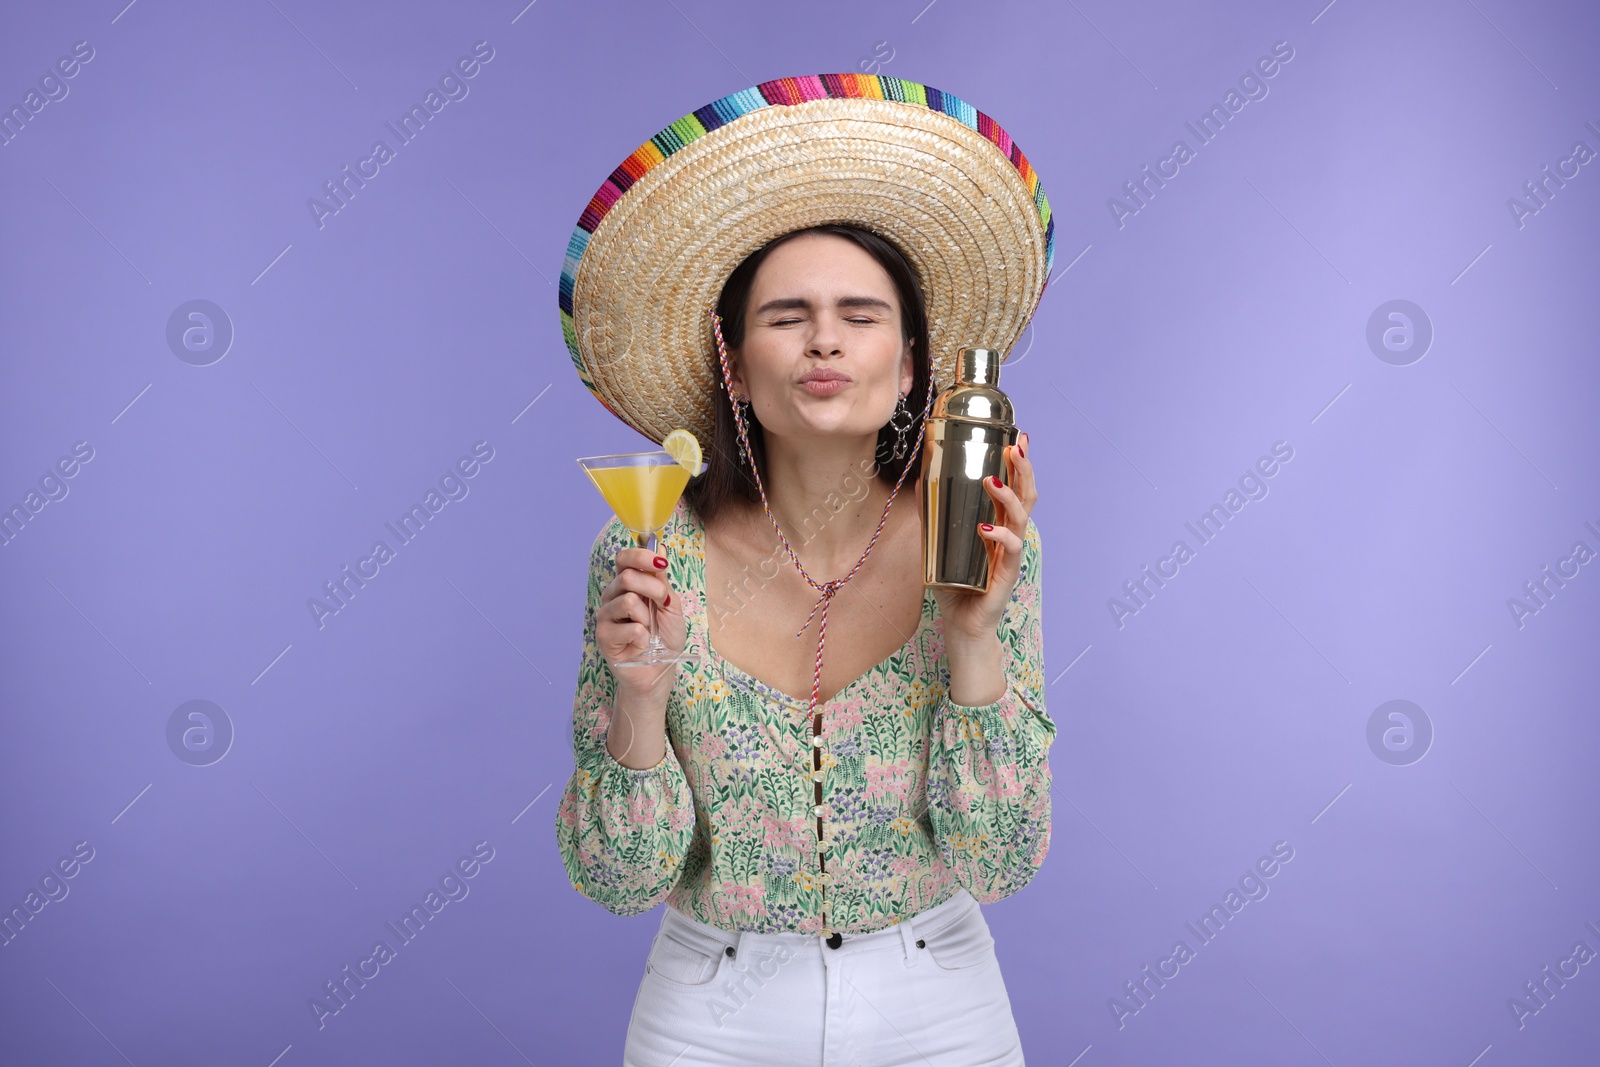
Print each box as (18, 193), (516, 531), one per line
(750, 430), (906, 575)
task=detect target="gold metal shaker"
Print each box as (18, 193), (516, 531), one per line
(919, 346), (1018, 593)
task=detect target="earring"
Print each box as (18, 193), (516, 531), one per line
(729, 391), (752, 464)
(887, 392), (915, 461)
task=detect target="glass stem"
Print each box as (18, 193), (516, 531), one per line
(640, 529), (668, 655)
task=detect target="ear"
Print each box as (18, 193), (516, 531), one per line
(899, 338), (916, 397)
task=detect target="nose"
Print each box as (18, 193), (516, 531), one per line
(806, 312), (843, 356)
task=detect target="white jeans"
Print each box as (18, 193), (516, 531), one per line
(623, 887), (1025, 1066)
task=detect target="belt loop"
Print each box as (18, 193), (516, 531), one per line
(900, 915), (921, 968)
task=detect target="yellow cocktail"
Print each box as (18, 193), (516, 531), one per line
(576, 441), (704, 669)
(584, 463), (691, 536)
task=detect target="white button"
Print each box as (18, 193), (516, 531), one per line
(817, 839), (829, 853)
(811, 736), (823, 747)
(813, 804), (825, 817)
(811, 769), (824, 782)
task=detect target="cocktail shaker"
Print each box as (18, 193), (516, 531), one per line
(920, 346), (1018, 593)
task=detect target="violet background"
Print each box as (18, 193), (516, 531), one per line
(2, 0), (1597, 1064)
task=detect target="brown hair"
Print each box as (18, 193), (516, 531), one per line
(683, 224), (933, 528)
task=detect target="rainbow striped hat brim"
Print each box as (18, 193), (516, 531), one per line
(560, 72), (1054, 446)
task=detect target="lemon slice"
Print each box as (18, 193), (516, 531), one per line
(662, 428), (702, 474)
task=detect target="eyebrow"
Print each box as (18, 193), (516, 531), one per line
(752, 295), (895, 316)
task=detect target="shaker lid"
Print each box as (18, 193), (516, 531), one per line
(930, 346), (1014, 425)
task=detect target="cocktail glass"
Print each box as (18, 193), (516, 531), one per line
(576, 450), (703, 669)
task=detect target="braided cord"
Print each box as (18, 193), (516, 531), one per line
(708, 305), (935, 938)
(707, 307), (934, 702)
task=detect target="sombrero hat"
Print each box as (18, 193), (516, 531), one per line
(558, 73), (1055, 446)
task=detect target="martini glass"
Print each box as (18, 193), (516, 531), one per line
(577, 450), (703, 669)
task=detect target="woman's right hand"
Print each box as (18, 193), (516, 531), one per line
(596, 546), (687, 693)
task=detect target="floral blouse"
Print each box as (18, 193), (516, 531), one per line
(554, 495), (1056, 935)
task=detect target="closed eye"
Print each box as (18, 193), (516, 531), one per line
(770, 317), (878, 326)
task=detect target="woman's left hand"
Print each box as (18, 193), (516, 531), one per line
(932, 431), (1035, 644)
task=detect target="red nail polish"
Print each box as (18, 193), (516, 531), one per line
(664, 592), (672, 608)
(991, 475), (1003, 488)
(653, 556), (667, 569)
(1019, 434), (1027, 459)
(980, 522), (994, 531)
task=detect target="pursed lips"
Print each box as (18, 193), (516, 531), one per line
(798, 373), (850, 394)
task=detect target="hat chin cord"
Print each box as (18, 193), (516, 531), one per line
(708, 305), (933, 942)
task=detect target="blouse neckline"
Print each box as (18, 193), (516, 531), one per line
(674, 497), (935, 710)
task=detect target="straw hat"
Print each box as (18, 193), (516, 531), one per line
(558, 73), (1055, 446)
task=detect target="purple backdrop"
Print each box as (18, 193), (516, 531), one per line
(2, 0), (1596, 1064)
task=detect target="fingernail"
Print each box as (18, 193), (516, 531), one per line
(664, 592), (672, 608)
(653, 556), (667, 569)
(979, 522), (994, 532)
(1019, 433), (1028, 459)
(991, 475), (1003, 488)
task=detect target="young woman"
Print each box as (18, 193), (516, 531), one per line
(555, 74), (1057, 1066)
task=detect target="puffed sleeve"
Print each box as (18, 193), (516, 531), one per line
(554, 517), (695, 916)
(926, 517), (1056, 903)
